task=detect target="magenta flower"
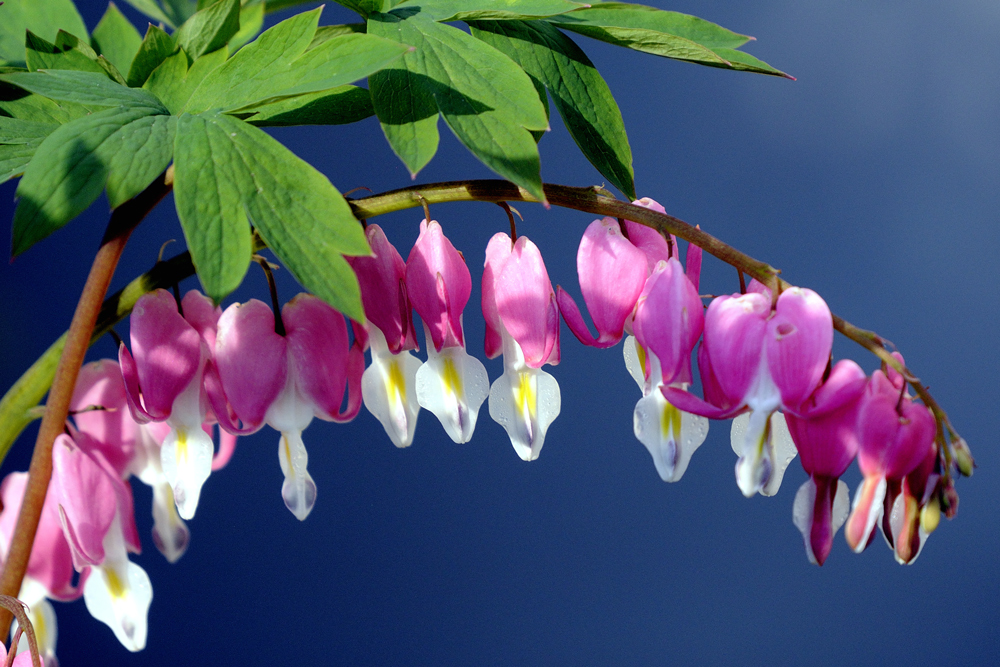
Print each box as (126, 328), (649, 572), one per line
(557, 217), (647, 348)
(483, 233), (561, 461)
(665, 285), (833, 496)
(406, 220), (489, 443)
(844, 357), (936, 553)
(119, 289), (215, 520)
(213, 294), (364, 520)
(349, 225), (423, 448)
(51, 433), (151, 652)
(785, 359), (867, 565)
(881, 444), (940, 564)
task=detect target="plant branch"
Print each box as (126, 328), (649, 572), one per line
(0, 169), (174, 635)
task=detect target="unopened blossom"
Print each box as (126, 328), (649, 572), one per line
(406, 219), (489, 443)
(213, 294), (364, 520)
(349, 225), (422, 447)
(626, 246), (708, 482)
(785, 359), (867, 565)
(665, 284), (833, 497)
(881, 444), (940, 564)
(52, 433), (151, 652)
(119, 289), (216, 519)
(845, 356), (936, 553)
(483, 233), (561, 461)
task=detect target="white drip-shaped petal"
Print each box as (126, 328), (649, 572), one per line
(14, 579), (58, 667)
(278, 430), (317, 521)
(150, 482), (189, 563)
(488, 333), (560, 461)
(361, 327), (422, 448)
(623, 335), (645, 391)
(888, 490), (929, 565)
(416, 323), (489, 443)
(633, 387), (709, 482)
(82, 514), (152, 652)
(730, 411), (797, 497)
(160, 369), (213, 520)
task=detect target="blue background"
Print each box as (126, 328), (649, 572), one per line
(2, 1), (998, 664)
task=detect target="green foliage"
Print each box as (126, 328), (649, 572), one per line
(0, 0), (89, 66)
(91, 3), (143, 75)
(174, 0), (241, 60)
(173, 112), (368, 318)
(235, 86), (374, 126)
(1, 69), (163, 107)
(122, 0), (176, 28)
(470, 20), (635, 198)
(25, 30), (126, 84)
(547, 3), (788, 77)
(368, 10), (549, 201)
(0, 117), (57, 184)
(0, 80), (101, 124)
(144, 48), (227, 114)
(229, 1), (266, 52)
(402, 0), (586, 22)
(184, 8), (409, 113)
(11, 103), (172, 255)
(126, 24), (176, 88)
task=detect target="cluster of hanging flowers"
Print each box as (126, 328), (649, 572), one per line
(0, 198), (967, 658)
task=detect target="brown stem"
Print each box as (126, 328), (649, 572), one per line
(0, 169), (173, 636)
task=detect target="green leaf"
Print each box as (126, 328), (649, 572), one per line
(711, 47), (789, 77)
(235, 85), (374, 126)
(310, 23), (367, 49)
(398, 0), (587, 22)
(1, 140), (45, 184)
(174, 112), (368, 317)
(126, 24), (176, 88)
(122, 0), (176, 28)
(174, 0), (241, 61)
(329, 1), (386, 17)
(144, 48), (227, 114)
(368, 12), (548, 200)
(229, 1), (265, 52)
(470, 20), (634, 198)
(104, 114), (176, 207)
(186, 9), (409, 113)
(92, 2), (144, 76)
(12, 104), (172, 255)
(25, 30), (108, 76)
(162, 0), (200, 27)
(0, 116), (58, 143)
(548, 3), (789, 77)
(0, 70), (167, 108)
(0, 0), (89, 67)
(0, 80), (101, 124)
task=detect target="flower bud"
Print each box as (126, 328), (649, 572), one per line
(952, 437), (975, 477)
(941, 480), (960, 519)
(920, 496), (941, 534)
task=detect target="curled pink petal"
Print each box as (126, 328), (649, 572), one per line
(348, 224), (417, 353)
(283, 294), (351, 421)
(52, 434), (117, 569)
(214, 299), (289, 432)
(857, 373), (936, 479)
(406, 219), (472, 352)
(632, 258), (704, 385)
(702, 292), (769, 406)
(685, 241), (702, 292)
(181, 290), (222, 355)
(766, 288), (833, 411)
(495, 236), (560, 368)
(482, 233), (513, 359)
(71, 359), (136, 476)
(212, 428), (238, 471)
(125, 290), (202, 421)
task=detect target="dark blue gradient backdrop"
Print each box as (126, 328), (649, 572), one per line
(2, 1), (998, 664)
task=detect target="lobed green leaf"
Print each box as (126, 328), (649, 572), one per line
(0, 70), (166, 108)
(398, 0), (587, 22)
(126, 24), (176, 88)
(144, 48), (227, 114)
(173, 112), (368, 318)
(0, 140), (45, 185)
(122, 0), (176, 28)
(186, 9), (409, 113)
(236, 85), (375, 126)
(470, 20), (635, 198)
(174, 0), (241, 61)
(229, 1), (266, 52)
(369, 11), (548, 201)
(0, 0), (89, 67)
(92, 2), (144, 76)
(0, 80), (102, 124)
(0, 117), (58, 143)
(11, 103), (173, 255)
(548, 3), (789, 76)
(25, 30), (118, 81)
(163, 0), (201, 27)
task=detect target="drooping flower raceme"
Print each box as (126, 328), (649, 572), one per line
(844, 357), (936, 553)
(406, 219), (489, 443)
(483, 233), (561, 461)
(119, 289), (215, 520)
(349, 224), (423, 448)
(785, 359), (867, 565)
(212, 294), (364, 520)
(51, 432), (151, 652)
(665, 285), (833, 497)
